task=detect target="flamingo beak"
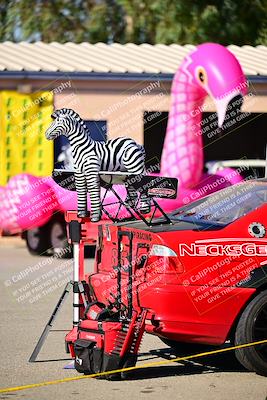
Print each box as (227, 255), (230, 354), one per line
(214, 90), (243, 128)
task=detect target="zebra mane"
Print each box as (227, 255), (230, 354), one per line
(54, 108), (91, 136)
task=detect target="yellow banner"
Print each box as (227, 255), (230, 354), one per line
(0, 90), (54, 185)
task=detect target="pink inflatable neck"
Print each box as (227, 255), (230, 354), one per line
(161, 64), (206, 188)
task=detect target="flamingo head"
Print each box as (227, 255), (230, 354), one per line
(183, 43), (247, 127)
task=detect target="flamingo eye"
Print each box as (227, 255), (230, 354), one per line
(196, 67), (207, 85)
(199, 71), (205, 82)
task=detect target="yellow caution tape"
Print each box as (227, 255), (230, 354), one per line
(0, 338), (266, 393)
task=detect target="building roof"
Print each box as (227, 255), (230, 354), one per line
(0, 42), (266, 77)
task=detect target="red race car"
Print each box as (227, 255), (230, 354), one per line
(87, 178), (267, 376)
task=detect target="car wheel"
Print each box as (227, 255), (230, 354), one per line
(235, 289), (267, 376)
(48, 214), (71, 258)
(25, 223), (50, 256)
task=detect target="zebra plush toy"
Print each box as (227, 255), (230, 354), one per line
(45, 108), (149, 222)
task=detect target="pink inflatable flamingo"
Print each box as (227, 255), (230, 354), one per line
(0, 174), (55, 233)
(161, 42), (247, 191)
(0, 43), (248, 231)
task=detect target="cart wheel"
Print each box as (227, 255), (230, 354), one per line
(25, 223), (50, 256)
(48, 214), (71, 258)
(235, 289), (267, 376)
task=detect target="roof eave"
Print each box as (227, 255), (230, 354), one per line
(0, 70), (174, 81)
(0, 71), (267, 83)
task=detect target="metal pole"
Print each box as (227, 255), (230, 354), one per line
(73, 242), (80, 326)
(69, 220), (82, 327)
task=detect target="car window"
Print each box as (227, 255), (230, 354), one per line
(171, 180), (267, 225)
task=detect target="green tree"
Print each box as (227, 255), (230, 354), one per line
(190, 0), (267, 46)
(0, 0), (126, 43)
(0, 0), (266, 45)
(0, 0), (16, 40)
(119, 0), (267, 45)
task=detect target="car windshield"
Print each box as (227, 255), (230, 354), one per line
(170, 180), (267, 226)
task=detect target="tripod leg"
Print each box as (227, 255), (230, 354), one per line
(28, 281), (72, 362)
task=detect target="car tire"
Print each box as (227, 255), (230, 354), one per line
(25, 222), (51, 256)
(235, 289), (267, 376)
(48, 214), (71, 258)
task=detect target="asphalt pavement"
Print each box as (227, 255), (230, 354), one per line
(0, 238), (266, 400)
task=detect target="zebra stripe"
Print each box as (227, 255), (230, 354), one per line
(45, 108), (147, 221)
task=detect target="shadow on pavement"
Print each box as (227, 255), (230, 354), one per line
(130, 346), (247, 380)
(32, 358), (72, 363)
